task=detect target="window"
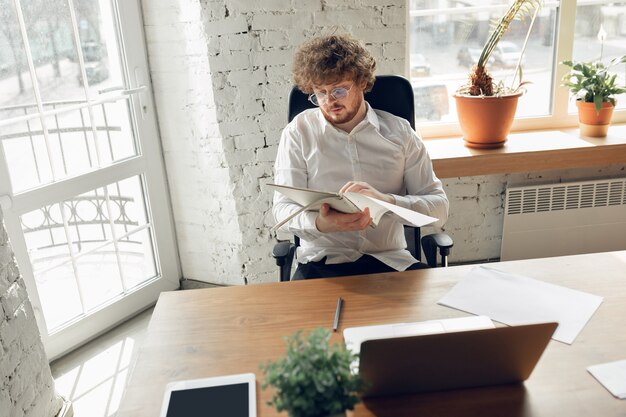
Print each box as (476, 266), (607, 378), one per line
(0, 0), (179, 360)
(408, 0), (626, 137)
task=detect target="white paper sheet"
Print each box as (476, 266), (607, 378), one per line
(343, 315), (494, 355)
(588, 359), (626, 399)
(437, 266), (603, 344)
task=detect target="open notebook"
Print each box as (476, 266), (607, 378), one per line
(268, 183), (437, 231)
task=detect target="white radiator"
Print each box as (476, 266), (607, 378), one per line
(501, 178), (626, 261)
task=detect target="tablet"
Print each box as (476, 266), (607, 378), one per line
(159, 373), (256, 417)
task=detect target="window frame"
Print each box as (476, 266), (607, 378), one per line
(0, 0), (180, 360)
(407, 0), (626, 138)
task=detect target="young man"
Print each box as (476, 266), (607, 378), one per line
(273, 34), (449, 280)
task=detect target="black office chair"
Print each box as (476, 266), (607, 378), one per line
(273, 75), (453, 282)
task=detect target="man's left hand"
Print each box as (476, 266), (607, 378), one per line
(339, 181), (395, 204)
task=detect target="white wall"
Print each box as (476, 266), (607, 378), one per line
(142, 0), (407, 284)
(0, 209), (62, 417)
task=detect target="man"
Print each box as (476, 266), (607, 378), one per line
(273, 34), (449, 280)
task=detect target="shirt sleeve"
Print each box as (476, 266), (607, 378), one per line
(272, 123), (320, 240)
(391, 123), (449, 228)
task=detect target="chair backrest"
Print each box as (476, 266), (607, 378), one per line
(288, 75), (415, 129)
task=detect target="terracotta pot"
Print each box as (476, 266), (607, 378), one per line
(454, 92), (523, 149)
(576, 100), (615, 137)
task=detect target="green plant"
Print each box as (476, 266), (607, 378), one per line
(260, 327), (363, 417)
(561, 55), (626, 113)
(457, 0), (542, 96)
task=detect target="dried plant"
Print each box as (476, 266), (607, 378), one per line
(458, 0), (542, 97)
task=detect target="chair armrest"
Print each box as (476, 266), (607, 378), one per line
(421, 233), (454, 268)
(272, 241), (293, 265)
(424, 233), (453, 249)
(272, 241), (296, 282)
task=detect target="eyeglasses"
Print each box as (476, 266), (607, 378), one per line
(308, 85), (353, 106)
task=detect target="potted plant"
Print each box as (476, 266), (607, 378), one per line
(561, 55), (626, 137)
(260, 327), (363, 417)
(454, 0), (542, 149)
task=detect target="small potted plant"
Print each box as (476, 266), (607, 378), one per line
(561, 55), (626, 137)
(260, 327), (363, 417)
(454, 0), (542, 149)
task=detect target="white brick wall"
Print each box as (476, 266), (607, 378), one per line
(144, 0), (406, 284)
(142, 0), (624, 284)
(0, 209), (62, 417)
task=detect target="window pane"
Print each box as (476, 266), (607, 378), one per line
(20, 175), (157, 331)
(106, 176), (149, 238)
(118, 228), (157, 291)
(91, 100), (137, 164)
(75, 243), (123, 311)
(46, 108), (99, 178)
(35, 261), (83, 331)
(23, 204), (70, 273)
(570, 1), (626, 113)
(1, 118), (54, 192)
(20, 0), (85, 103)
(409, 1), (558, 123)
(1, 0), (138, 193)
(65, 192), (113, 253)
(76, 0), (125, 92)
(1, 96), (138, 193)
(21, 205), (82, 331)
(0, 1), (37, 109)
(62, 176), (151, 253)
(10, 0), (126, 104)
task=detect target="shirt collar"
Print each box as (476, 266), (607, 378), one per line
(316, 101), (381, 134)
(364, 102), (381, 131)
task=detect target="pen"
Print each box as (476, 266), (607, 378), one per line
(333, 296), (343, 332)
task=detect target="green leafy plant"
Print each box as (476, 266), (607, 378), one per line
(260, 327), (363, 417)
(561, 55), (626, 114)
(457, 0), (542, 96)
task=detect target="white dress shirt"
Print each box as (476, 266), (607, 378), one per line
(272, 103), (449, 271)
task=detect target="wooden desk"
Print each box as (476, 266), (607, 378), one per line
(117, 251), (626, 417)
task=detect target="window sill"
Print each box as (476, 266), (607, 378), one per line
(425, 124), (626, 178)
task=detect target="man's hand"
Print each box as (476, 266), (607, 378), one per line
(340, 181), (395, 204)
(315, 203), (372, 233)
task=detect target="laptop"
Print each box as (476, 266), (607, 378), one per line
(353, 321), (557, 398)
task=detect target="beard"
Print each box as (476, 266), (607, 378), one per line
(321, 94), (364, 127)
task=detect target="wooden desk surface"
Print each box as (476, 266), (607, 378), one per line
(117, 251), (626, 417)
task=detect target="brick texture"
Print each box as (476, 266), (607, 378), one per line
(0, 209), (62, 417)
(143, 0), (406, 284)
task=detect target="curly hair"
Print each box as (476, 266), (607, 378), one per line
(292, 34), (376, 94)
